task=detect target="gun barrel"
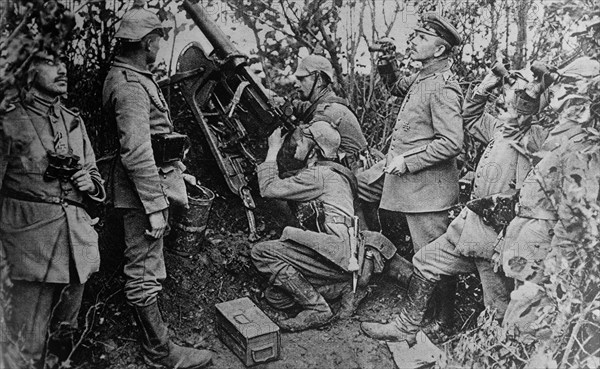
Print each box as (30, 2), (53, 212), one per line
(182, 0), (239, 59)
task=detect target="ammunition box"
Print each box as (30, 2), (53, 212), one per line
(215, 297), (281, 366)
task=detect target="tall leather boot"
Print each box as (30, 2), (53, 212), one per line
(133, 303), (212, 369)
(360, 269), (436, 346)
(422, 275), (457, 344)
(275, 271), (333, 332)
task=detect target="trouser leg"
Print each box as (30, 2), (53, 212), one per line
(404, 211), (450, 253)
(412, 233), (477, 282)
(120, 210), (213, 368)
(46, 283), (85, 363)
(413, 230), (474, 343)
(378, 209), (411, 257)
(121, 209), (166, 307)
(251, 240), (351, 287)
(475, 259), (513, 320)
(7, 281), (64, 364)
(251, 240), (342, 331)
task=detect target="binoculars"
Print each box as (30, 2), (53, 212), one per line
(368, 41), (397, 55)
(44, 151), (82, 182)
(491, 62), (517, 86)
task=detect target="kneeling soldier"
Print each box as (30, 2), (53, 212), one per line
(252, 123), (367, 331)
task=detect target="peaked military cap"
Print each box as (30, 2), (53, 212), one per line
(416, 12), (462, 47)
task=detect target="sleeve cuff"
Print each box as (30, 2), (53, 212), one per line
(87, 178), (107, 202)
(142, 192), (170, 215)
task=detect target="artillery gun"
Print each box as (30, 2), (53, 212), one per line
(159, 0), (296, 240)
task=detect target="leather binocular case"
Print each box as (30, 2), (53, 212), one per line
(151, 132), (190, 165)
(44, 151), (82, 182)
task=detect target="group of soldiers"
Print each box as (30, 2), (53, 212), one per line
(0, 3), (599, 369)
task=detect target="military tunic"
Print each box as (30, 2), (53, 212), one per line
(294, 89), (368, 159)
(0, 96), (105, 361)
(501, 117), (600, 339)
(252, 160), (354, 286)
(357, 57), (463, 250)
(103, 59), (187, 307)
(0, 98), (105, 284)
(412, 90), (547, 316)
(502, 121), (600, 284)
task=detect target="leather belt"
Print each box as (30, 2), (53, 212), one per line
(1, 187), (87, 210)
(325, 215), (353, 227)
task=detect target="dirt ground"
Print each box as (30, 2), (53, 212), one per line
(66, 147), (484, 369)
(68, 186), (483, 369)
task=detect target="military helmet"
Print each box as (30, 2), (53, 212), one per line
(294, 55), (335, 82)
(301, 121), (340, 159)
(115, 5), (166, 42)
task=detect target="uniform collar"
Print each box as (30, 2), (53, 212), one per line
(417, 57), (451, 80)
(26, 94), (62, 117)
(113, 57), (155, 78)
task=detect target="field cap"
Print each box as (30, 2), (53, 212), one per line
(294, 55), (335, 82)
(416, 13), (462, 47)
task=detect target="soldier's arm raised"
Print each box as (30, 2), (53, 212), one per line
(463, 88), (501, 145)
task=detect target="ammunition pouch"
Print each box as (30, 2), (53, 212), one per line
(151, 132), (190, 165)
(466, 190), (519, 233)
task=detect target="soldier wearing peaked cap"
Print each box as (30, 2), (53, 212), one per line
(1, 50), (105, 366)
(102, 3), (212, 368)
(358, 12), (464, 344)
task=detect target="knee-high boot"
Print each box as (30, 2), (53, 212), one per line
(133, 303), (212, 369)
(422, 275), (457, 344)
(274, 271), (333, 332)
(360, 268), (436, 346)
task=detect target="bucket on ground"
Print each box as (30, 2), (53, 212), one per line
(167, 179), (215, 257)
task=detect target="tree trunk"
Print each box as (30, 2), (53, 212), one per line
(512, 0), (531, 69)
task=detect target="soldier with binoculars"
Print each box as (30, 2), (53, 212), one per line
(0, 50), (106, 366)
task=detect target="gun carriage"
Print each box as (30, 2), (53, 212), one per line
(158, 0), (296, 240)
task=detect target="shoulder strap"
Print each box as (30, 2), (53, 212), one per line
(315, 160), (358, 197)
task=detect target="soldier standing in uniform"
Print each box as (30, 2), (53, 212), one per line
(252, 123), (363, 332)
(102, 5), (212, 368)
(277, 54), (370, 175)
(357, 13), (464, 342)
(361, 63), (555, 344)
(0, 51), (105, 365)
